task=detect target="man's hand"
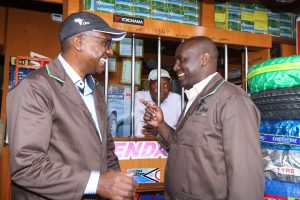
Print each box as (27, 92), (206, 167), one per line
(96, 171), (138, 200)
(140, 98), (164, 128)
(142, 125), (158, 137)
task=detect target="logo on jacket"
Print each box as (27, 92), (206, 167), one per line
(195, 99), (208, 116)
(74, 18), (90, 26)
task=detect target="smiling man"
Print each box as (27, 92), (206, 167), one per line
(7, 12), (137, 200)
(141, 36), (264, 200)
(134, 69), (181, 137)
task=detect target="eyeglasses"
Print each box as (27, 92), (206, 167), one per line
(80, 34), (112, 49)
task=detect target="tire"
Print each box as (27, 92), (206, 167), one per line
(250, 87), (300, 120)
(247, 55), (300, 93)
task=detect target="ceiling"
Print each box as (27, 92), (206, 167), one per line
(0, 0), (63, 13)
(255, 0), (300, 12)
(0, 0), (299, 13)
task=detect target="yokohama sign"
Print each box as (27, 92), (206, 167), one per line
(113, 15), (144, 26)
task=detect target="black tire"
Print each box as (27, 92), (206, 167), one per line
(250, 87), (300, 120)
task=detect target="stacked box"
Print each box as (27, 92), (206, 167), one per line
(254, 4), (268, 34)
(241, 3), (254, 33)
(151, 0), (169, 21)
(279, 12), (294, 38)
(115, 0), (134, 16)
(133, 0), (150, 18)
(95, 0), (115, 13)
(183, 1), (199, 25)
(183, 0), (197, 3)
(83, 0), (95, 11)
(254, 3), (268, 12)
(227, 2), (240, 11)
(214, 1), (227, 29)
(168, 0), (184, 23)
(268, 11), (280, 37)
(227, 2), (241, 31)
(228, 11), (241, 31)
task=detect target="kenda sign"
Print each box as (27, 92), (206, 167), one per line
(114, 141), (168, 160)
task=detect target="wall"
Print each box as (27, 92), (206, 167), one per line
(0, 7), (7, 47)
(281, 43), (296, 57)
(0, 8), (61, 200)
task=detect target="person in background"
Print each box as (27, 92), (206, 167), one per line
(7, 11), (137, 200)
(134, 69), (181, 137)
(141, 36), (264, 199)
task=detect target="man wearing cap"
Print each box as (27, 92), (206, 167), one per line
(7, 12), (138, 200)
(134, 69), (181, 137)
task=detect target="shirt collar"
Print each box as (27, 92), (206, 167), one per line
(58, 54), (96, 94)
(161, 93), (170, 104)
(185, 72), (218, 100)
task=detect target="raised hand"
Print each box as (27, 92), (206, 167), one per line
(139, 98), (164, 128)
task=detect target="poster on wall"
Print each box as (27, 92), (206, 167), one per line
(119, 38), (144, 57)
(127, 168), (160, 183)
(108, 57), (117, 72)
(107, 85), (131, 137)
(120, 59), (142, 85)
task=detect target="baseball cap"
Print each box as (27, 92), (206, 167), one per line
(148, 69), (171, 81)
(59, 11), (126, 43)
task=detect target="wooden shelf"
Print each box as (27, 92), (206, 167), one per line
(272, 36), (296, 45)
(137, 182), (164, 193)
(63, 0), (272, 48)
(36, 0), (63, 4)
(85, 11), (272, 48)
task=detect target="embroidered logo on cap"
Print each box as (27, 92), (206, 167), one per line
(74, 18), (90, 26)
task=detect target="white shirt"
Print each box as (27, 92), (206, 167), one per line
(134, 91), (182, 137)
(58, 54), (99, 195)
(184, 72), (218, 116)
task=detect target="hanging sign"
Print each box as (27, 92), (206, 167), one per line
(128, 168), (161, 183)
(114, 141), (168, 160)
(113, 15), (144, 26)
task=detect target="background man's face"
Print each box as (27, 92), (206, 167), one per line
(149, 77), (171, 103)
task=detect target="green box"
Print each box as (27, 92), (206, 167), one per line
(96, 0), (115, 3)
(168, 4), (183, 14)
(227, 2), (240, 11)
(183, 0), (197, 4)
(254, 3), (268, 11)
(134, 6), (149, 13)
(116, 3), (133, 11)
(151, 1), (168, 12)
(228, 9), (241, 20)
(183, 3), (199, 12)
(241, 3), (254, 11)
(228, 18), (241, 31)
(215, 1), (226, 12)
(133, 0), (150, 3)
